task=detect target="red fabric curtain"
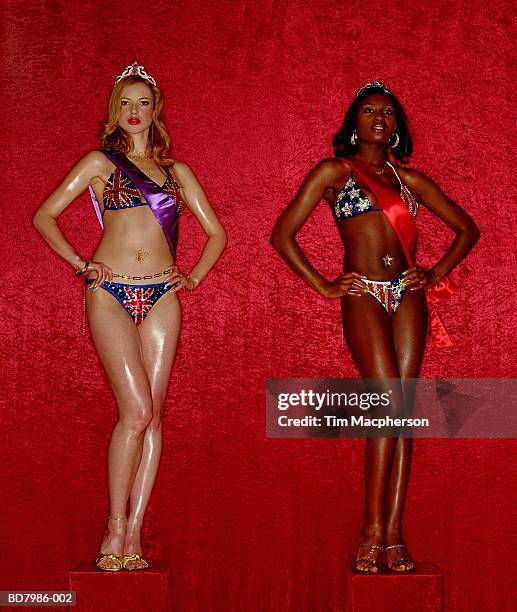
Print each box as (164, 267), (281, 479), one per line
(2, 1), (515, 610)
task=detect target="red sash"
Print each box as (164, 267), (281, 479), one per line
(344, 158), (456, 347)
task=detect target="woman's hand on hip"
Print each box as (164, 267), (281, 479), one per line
(166, 265), (199, 292)
(86, 261), (113, 290)
(319, 272), (369, 299)
(402, 266), (438, 290)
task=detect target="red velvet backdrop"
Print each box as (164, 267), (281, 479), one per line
(2, 1), (516, 610)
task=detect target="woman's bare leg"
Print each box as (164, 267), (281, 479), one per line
(341, 294), (403, 573)
(384, 289), (427, 571)
(85, 287), (154, 569)
(123, 292), (181, 568)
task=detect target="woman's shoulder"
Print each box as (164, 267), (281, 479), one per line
(166, 159), (195, 187)
(311, 157), (352, 181)
(80, 149), (113, 173)
(395, 165), (431, 191)
(77, 150), (115, 186)
(168, 159), (190, 173)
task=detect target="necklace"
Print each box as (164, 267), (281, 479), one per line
(354, 156), (388, 174)
(374, 161), (389, 174)
(128, 151), (152, 160)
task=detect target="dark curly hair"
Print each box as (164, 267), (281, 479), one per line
(332, 84), (413, 164)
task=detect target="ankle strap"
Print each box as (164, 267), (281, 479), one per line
(108, 515), (127, 521)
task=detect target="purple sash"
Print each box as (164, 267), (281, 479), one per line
(88, 149), (180, 259)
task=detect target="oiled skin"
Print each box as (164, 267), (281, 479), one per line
(270, 93), (479, 572)
(33, 80), (227, 569)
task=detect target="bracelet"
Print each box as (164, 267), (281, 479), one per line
(75, 260), (90, 276)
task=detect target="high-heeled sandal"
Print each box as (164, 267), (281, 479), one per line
(95, 516), (126, 572)
(121, 553), (149, 570)
(352, 543), (384, 574)
(384, 543), (416, 573)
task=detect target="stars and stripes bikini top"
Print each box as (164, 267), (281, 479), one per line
(333, 171), (383, 223)
(333, 163), (418, 224)
(102, 165), (184, 216)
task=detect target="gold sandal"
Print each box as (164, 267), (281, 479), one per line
(122, 553), (149, 570)
(352, 543), (384, 574)
(385, 543), (416, 573)
(95, 515), (126, 572)
(95, 553), (123, 572)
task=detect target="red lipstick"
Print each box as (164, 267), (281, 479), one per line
(128, 118), (141, 125)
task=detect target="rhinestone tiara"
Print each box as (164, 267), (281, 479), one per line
(355, 81), (393, 98)
(115, 62), (157, 86)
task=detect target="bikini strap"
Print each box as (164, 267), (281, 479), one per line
(114, 165), (123, 186)
(386, 161), (403, 188)
(165, 163), (182, 189)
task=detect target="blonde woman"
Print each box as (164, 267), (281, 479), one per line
(33, 62), (227, 571)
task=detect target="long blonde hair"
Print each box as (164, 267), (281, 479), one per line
(99, 75), (174, 166)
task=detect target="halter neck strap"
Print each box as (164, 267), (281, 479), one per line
(386, 161), (403, 188)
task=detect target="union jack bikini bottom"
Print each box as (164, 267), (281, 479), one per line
(85, 278), (172, 326)
(361, 274), (408, 317)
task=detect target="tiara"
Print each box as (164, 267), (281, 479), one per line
(115, 62), (157, 86)
(355, 81), (393, 98)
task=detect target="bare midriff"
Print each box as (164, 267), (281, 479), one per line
(86, 205), (174, 285)
(338, 213), (410, 281)
(325, 171), (413, 281)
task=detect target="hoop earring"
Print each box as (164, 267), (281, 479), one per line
(390, 132), (399, 148)
(351, 129), (358, 145)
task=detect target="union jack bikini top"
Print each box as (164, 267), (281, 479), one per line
(102, 166), (184, 216)
(333, 171), (382, 223)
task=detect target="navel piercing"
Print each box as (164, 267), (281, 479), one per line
(383, 254), (394, 267)
(135, 249), (149, 263)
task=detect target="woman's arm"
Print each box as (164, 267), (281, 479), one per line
(33, 151), (108, 272)
(170, 161), (227, 290)
(402, 168), (480, 283)
(270, 159), (367, 298)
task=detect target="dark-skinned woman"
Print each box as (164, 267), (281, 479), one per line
(270, 81), (479, 573)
